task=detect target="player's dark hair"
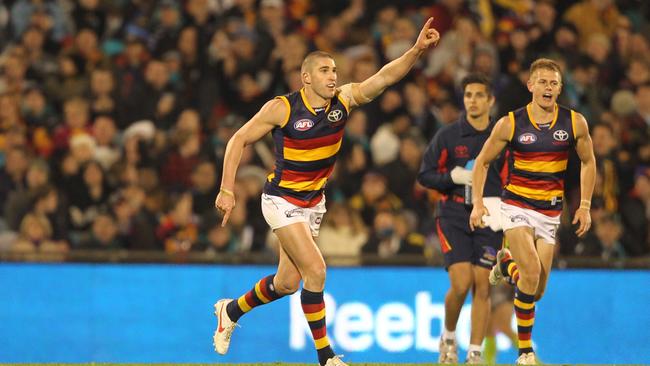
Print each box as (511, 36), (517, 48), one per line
(461, 73), (492, 96)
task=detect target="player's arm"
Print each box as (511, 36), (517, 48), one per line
(572, 112), (596, 237)
(469, 115), (511, 230)
(338, 18), (440, 108)
(417, 129), (455, 191)
(215, 98), (286, 226)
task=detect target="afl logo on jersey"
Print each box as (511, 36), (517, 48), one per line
(294, 119), (314, 131)
(327, 109), (343, 123)
(553, 129), (569, 141)
(518, 133), (537, 144)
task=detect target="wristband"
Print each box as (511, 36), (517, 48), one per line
(579, 200), (591, 209)
(220, 188), (235, 197)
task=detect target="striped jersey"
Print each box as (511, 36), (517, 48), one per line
(502, 103), (577, 217)
(263, 88), (350, 207)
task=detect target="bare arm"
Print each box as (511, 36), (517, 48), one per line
(572, 112), (596, 237)
(216, 98), (287, 225)
(472, 116), (511, 206)
(338, 18), (440, 108)
(469, 115), (511, 230)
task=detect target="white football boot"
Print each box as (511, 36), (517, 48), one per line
(438, 337), (459, 364)
(213, 299), (239, 355)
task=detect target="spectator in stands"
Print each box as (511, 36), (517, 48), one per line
(78, 211), (124, 250)
(318, 202), (367, 265)
(11, 212), (68, 254)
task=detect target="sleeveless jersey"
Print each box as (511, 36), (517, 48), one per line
(502, 103), (577, 217)
(263, 88), (350, 208)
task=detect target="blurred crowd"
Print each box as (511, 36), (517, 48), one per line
(0, 0), (648, 264)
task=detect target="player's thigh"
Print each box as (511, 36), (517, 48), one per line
(274, 222), (325, 276)
(534, 238), (555, 299)
(504, 226), (539, 270)
(275, 245), (302, 294)
(437, 216), (474, 269)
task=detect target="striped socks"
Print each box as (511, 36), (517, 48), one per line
(500, 252), (520, 286)
(301, 288), (335, 366)
(226, 274), (283, 322)
(514, 286), (535, 355)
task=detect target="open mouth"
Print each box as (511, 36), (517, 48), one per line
(327, 83), (336, 89)
(542, 93), (553, 101)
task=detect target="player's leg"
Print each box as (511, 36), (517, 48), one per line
(467, 228), (501, 363)
(505, 226), (539, 361)
(436, 217), (473, 363)
(225, 245), (301, 321)
(533, 238), (555, 301)
(213, 242), (300, 354)
(274, 222), (338, 366)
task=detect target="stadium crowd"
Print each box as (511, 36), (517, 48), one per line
(0, 0), (648, 264)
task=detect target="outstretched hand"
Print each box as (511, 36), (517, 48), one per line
(414, 17), (440, 51)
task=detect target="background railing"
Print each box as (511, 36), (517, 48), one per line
(2, 250), (649, 269)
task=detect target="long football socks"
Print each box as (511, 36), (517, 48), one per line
(500, 252), (520, 286)
(514, 287), (535, 355)
(301, 288), (335, 366)
(226, 274), (283, 322)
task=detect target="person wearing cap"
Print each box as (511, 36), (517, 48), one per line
(213, 18), (440, 366)
(418, 73), (505, 364)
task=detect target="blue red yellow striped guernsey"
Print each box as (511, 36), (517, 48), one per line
(502, 103), (577, 217)
(264, 88), (350, 207)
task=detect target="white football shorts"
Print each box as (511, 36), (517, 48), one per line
(500, 202), (560, 244)
(261, 193), (327, 237)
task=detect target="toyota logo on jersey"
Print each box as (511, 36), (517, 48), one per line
(553, 129), (569, 141)
(327, 109), (343, 122)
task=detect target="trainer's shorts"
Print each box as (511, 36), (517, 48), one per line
(436, 216), (503, 270)
(500, 202), (560, 244)
(261, 193), (327, 237)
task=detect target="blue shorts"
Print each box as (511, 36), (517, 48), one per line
(436, 216), (503, 270)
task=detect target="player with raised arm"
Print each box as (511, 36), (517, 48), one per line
(469, 58), (596, 365)
(213, 18), (439, 366)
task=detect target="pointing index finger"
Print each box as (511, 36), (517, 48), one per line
(423, 17), (433, 30)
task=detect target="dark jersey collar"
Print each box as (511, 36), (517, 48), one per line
(459, 113), (495, 137)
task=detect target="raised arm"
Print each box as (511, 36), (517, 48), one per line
(572, 112), (596, 237)
(469, 115), (511, 230)
(215, 98), (287, 226)
(338, 17), (440, 108)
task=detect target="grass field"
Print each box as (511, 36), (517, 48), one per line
(21, 364), (450, 366)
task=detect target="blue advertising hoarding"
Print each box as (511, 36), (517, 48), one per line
(0, 263), (648, 363)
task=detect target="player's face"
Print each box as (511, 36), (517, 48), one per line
(463, 83), (493, 119)
(528, 69), (562, 109)
(305, 57), (337, 99)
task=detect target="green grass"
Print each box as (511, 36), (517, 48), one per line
(11, 364), (448, 366)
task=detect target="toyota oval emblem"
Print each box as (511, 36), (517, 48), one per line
(327, 109), (343, 122)
(553, 129), (569, 141)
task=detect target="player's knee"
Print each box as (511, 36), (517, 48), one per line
(303, 262), (327, 285)
(473, 281), (490, 299)
(274, 277), (301, 295)
(450, 279), (472, 297)
(522, 260), (541, 279)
